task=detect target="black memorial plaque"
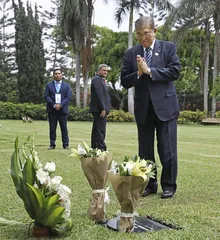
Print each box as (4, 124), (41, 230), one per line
(106, 216), (179, 233)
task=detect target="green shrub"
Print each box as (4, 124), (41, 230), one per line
(107, 110), (134, 122)
(0, 102), (47, 120)
(68, 107), (93, 121)
(178, 110), (206, 124)
(215, 111), (220, 118)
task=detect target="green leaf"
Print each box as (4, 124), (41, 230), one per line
(44, 206), (65, 227)
(22, 158), (38, 219)
(23, 157), (35, 186)
(46, 194), (60, 210)
(53, 217), (73, 234)
(122, 156), (129, 162)
(27, 184), (44, 219)
(132, 155), (140, 162)
(0, 217), (24, 226)
(10, 137), (23, 198)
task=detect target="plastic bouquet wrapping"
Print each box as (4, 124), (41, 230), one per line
(69, 141), (112, 223)
(108, 156), (155, 232)
(10, 135), (73, 237)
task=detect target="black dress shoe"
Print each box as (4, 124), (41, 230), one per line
(48, 146), (55, 150)
(63, 146), (69, 149)
(161, 190), (174, 199)
(142, 188), (157, 197)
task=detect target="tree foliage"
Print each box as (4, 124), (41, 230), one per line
(12, 0), (46, 103)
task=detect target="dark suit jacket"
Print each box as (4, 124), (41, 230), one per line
(44, 80), (71, 114)
(89, 75), (111, 114)
(121, 39), (180, 123)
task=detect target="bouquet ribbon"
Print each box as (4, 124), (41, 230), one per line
(92, 187), (110, 204)
(120, 212), (134, 217)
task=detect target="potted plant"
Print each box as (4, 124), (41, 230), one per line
(10, 134), (73, 236)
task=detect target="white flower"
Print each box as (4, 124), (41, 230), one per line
(60, 197), (71, 217)
(44, 162), (56, 172)
(57, 184), (72, 195)
(77, 144), (87, 155)
(124, 161), (134, 175)
(36, 169), (49, 184)
(57, 184), (72, 217)
(109, 161), (118, 174)
(96, 149), (102, 156)
(33, 151), (43, 170)
(48, 176), (63, 190)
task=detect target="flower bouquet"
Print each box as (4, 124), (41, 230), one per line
(10, 135), (73, 237)
(108, 155), (155, 232)
(69, 141), (112, 223)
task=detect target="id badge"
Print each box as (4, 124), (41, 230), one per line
(55, 94), (61, 104)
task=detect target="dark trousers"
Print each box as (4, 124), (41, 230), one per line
(91, 113), (107, 151)
(137, 101), (178, 192)
(48, 112), (69, 148)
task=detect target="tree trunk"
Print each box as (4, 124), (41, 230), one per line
(127, 5), (134, 115)
(83, 71), (89, 108)
(82, 0), (93, 109)
(76, 51), (81, 107)
(212, 30), (220, 117)
(203, 42), (209, 113)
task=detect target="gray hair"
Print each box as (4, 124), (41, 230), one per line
(97, 64), (108, 71)
(135, 16), (155, 30)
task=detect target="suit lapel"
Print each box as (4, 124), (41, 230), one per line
(151, 39), (161, 67)
(133, 45), (144, 70)
(52, 81), (56, 93)
(135, 44), (144, 58)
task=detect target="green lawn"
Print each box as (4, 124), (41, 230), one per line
(0, 120), (220, 240)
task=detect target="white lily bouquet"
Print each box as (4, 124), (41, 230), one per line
(10, 135), (73, 237)
(108, 155), (155, 232)
(69, 141), (112, 223)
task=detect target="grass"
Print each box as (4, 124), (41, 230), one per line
(0, 120), (220, 240)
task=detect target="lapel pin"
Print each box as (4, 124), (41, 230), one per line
(155, 52), (159, 56)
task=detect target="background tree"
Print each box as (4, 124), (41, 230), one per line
(90, 26), (130, 110)
(37, 0), (70, 76)
(165, 0), (220, 116)
(12, 0), (46, 103)
(0, 0), (17, 101)
(60, 0), (88, 108)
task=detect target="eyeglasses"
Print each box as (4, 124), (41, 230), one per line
(136, 31), (154, 38)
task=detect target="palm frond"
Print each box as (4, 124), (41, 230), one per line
(60, 0), (88, 50)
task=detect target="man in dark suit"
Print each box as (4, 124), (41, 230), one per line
(121, 16), (181, 199)
(44, 67), (72, 150)
(90, 64), (111, 151)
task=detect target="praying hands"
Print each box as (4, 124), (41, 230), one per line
(136, 55), (151, 76)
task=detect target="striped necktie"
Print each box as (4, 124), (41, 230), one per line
(145, 47), (152, 66)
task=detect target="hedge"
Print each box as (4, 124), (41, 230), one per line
(1, 102), (220, 124)
(0, 102), (134, 122)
